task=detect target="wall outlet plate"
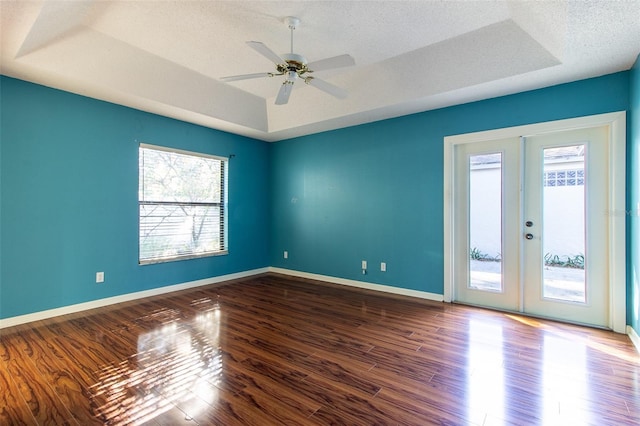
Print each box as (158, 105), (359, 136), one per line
(96, 272), (104, 283)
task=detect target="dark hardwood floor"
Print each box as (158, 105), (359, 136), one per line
(1, 273), (638, 425)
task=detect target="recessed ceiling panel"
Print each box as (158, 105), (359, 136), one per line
(14, 27), (268, 132)
(361, 19), (561, 105)
(267, 19), (561, 133)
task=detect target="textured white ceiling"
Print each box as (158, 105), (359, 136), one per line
(2, 1), (639, 141)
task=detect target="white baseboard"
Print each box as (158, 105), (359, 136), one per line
(0, 268), (269, 329)
(269, 267), (444, 302)
(4, 265), (635, 351)
(628, 325), (640, 354)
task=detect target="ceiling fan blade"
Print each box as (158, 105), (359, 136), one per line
(307, 54), (355, 72)
(247, 41), (286, 65)
(220, 72), (274, 82)
(275, 81), (294, 105)
(305, 77), (347, 99)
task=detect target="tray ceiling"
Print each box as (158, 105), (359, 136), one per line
(2, 1), (639, 141)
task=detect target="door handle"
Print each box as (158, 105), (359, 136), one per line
(525, 233), (534, 240)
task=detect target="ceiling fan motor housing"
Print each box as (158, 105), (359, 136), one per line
(279, 53), (308, 75)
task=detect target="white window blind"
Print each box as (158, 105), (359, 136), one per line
(139, 144), (228, 264)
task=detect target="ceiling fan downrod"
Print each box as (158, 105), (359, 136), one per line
(285, 16), (300, 54)
(278, 17), (308, 77)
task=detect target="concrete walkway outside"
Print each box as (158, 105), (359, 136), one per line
(469, 259), (586, 302)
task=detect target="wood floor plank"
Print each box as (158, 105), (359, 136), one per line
(0, 357), (38, 425)
(1, 273), (638, 425)
(373, 387), (484, 425)
(213, 351), (322, 417)
(6, 356), (79, 425)
(17, 327), (105, 425)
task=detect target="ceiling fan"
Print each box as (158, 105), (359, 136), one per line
(221, 16), (355, 105)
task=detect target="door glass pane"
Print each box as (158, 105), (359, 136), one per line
(542, 145), (586, 303)
(469, 153), (502, 292)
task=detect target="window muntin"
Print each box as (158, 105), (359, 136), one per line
(139, 144), (227, 264)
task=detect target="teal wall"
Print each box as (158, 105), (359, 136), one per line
(1, 70), (636, 327)
(629, 55), (640, 334)
(0, 76), (270, 319)
(270, 72), (631, 298)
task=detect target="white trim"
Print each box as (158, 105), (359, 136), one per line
(444, 112), (626, 144)
(269, 267), (444, 302)
(443, 111), (627, 333)
(443, 133), (454, 303)
(0, 268), (268, 329)
(608, 114), (627, 333)
(139, 142), (228, 161)
(628, 326), (640, 354)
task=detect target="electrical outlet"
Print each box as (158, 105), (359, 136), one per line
(381, 262), (386, 272)
(96, 272), (104, 283)
(361, 260), (367, 270)
(284, 251), (288, 259)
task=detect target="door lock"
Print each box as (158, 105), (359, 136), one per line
(525, 233), (534, 240)
(525, 220), (533, 227)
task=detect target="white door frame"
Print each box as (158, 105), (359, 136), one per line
(443, 112), (626, 333)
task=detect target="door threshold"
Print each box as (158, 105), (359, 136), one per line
(451, 301), (612, 331)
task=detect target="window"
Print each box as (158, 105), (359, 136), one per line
(139, 144), (227, 264)
(543, 169), (584, 187)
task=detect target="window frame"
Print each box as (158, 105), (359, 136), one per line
(138, 143), (228, 265)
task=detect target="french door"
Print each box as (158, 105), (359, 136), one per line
(452, 126), (610, 327)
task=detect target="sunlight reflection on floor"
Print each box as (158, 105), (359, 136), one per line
(466, 319), (505, 423)
(506, 314), (640, 364)
(89, 298), (222, 425)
